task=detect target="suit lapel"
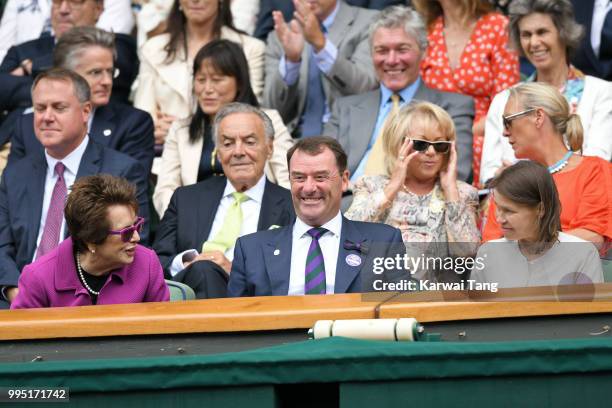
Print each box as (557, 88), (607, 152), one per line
(349, 90), (380, 174)
(327, 2), (354, 48)
(264, 227), (293, 295)
(257, 180), (286, 230)
(334, 217), (366, 294)
(156, 55), (191, 108)
(26, 155), (47, 257)
(89, 105), (117, 147)
(195, 177), (226, 248)
(75, 140), (102, 179)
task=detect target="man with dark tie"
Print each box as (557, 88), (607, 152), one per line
(571, 0), (612, 81)
(0, 69), (149, 308)
(228, 136), (407, 297)
(153, 103), (294, 299)
(263, 0), (378, 138)
(0, 0), (138, 112)
(2, 27), (154, 175)
(324, 5), (475, 189)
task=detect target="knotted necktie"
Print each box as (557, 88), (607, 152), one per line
(304, 227), (327, 295)
(300, 28), (327, 138)
(202, 192), (249, 253)
(600, 8), (612, 59)
(364, 93), (401, 175)
(36, 162), (67, 259)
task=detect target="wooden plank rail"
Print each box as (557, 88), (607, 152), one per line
(2, 284), (612, 341)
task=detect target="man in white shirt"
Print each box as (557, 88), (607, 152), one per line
(228, 136), (407, 297)
(0, 68), (149, 308)
(152, 103), (294, 299)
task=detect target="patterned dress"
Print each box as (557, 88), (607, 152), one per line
(346, 175), (481, 282)
(420, 12), (520, 184)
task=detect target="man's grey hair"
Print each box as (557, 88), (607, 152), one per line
(32, 68), (91, 104)
(53, 26), (116, 70)
(213, 102), (275, 143)
(368, 5), (428, 54)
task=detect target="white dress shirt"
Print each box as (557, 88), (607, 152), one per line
(591, 0), (612, 57)
(169, 175), (266, 276)
(35, 135), (89, 256)
(288, 211), (342, 295)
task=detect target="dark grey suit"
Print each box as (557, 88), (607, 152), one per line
(324, 83), (475, 182)
(263, 1), (379, 135)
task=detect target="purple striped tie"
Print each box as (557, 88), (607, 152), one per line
(305, 227), (327, 295)
(36, 162), (67, 259)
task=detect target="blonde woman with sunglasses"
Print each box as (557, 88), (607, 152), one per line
(346, 102), (480, 282)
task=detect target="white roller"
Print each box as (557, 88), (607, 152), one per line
(310, 318), (420, 341)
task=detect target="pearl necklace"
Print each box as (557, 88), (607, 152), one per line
(548, 151), (573, 174)
(76, 252), (100, 296)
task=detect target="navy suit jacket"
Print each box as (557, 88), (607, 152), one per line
(153, 176), (295, 278)
(571, 0), (612, 80)
(2, 102), (154, 175)
(0, 33), (138, 111)
(0, 140), (150, 288)
(228, 217), (407, 297)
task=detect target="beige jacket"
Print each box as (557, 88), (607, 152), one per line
(134, 27), (265, 120)
(153, 109), (293, 218)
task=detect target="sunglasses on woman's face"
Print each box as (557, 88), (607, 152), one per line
(502, 108), (536, 130)
(409, 139), (452, 154)
(108, 217), (145, 242)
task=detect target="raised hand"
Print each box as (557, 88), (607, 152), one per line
(154, 111), (177, 146)
(273, 10), (304, 63)
(293, 0), (326, 52)
(439, 141), (459, 202)
(384, 139), (419, 202)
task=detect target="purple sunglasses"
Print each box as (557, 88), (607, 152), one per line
(108, 217), (145, 242)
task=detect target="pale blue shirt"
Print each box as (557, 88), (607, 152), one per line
(278, 0), (340, 124)
(351, 79), (421, 183)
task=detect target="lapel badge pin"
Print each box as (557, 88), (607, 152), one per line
(345, 254), (361, 267)
(273, 249), (280, 256)
(103, 129), (112, 136)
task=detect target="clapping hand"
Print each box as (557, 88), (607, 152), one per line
(273, 0), (327, 62)
(439, 141), (459, 202)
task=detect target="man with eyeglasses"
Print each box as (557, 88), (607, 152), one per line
(0, 0), (138, 113)
(153, 103), (295, 299)
(323, 5), (475, 204)
(2, 27), (155, 176)
(0, 68), (149, 309)
(228, 136), (408, 297)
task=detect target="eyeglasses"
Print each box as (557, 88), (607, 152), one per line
(51, 0), (89, 7)
(409, 139), (452, 154)
(108, 217), (145, 242)
(502, 108), (536, 130)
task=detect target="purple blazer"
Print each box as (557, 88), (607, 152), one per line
(11, 238), (169, 309)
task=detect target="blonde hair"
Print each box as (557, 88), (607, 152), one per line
(508, 82), (583, 152)
(382, 101), (456, 176)
(413, 0), (492, 28)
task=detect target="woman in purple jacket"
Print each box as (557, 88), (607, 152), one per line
(11, 175), (169, 309)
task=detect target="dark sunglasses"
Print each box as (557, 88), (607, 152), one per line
(502, 108), (536, 130)
(409, 138), (452, 154)
(108, 217), (145, 242)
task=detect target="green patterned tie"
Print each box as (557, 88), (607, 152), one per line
(202, 192), (249, 253)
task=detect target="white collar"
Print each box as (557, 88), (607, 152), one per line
(294, 210), (342, 239)
(44, 134), (89, 176)
(222, 174), (266, 203)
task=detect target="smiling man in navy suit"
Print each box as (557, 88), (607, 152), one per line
(2, 27), (154, 175)
(228, 136), (407, 297)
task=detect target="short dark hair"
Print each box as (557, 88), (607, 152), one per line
(286, 136), (348, 173)
(32, 68), (91, 103)
(490, 160), (561, 244)
(65, 174), (139, 252)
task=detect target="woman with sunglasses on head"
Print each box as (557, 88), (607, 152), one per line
(482, 82), (612, 245)
(346, 102), (480, 281)
(11, 175), (169, 309)
(480, 0), (612, 186)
